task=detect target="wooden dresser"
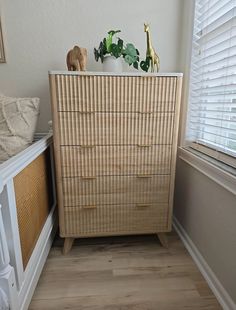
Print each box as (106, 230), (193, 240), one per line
(49, 72), (182, 253)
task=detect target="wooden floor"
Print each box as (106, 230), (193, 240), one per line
(29, 231), (222, 310)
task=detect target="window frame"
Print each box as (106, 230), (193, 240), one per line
(183, 0), (236, 170)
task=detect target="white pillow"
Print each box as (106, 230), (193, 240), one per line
(0, 93), (40, 162)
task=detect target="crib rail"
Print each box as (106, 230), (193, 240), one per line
(0, 133), (57, 310)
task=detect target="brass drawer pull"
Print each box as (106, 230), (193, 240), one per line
(79, 145), (95, 149)
(139, 111), (153, 114)
(82, 205), (97, 209)
(78, 111), (94, 114)
(136, 204), (151, 208)
(136, 174), (152, 178)
(137, 144), (151, 147)
(81, 176), (96, 180)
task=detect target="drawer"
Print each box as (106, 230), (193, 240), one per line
(56, 75), (177, 112)
(63, 203), (169, 236)
(62, 175), (170, 206)
(59, 112), (174, 146)
(61, 145), (172, 177)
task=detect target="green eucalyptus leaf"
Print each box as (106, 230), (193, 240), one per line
(111, 43), (121, 58)
(133, 61), (139, 70)
(106, 30), (121, 53)
(99, 39), (107, 55)
(118, 38), (123, 49)
(140, 59), (150, 72)
(124, 54), (134, 65)
(95, 30), (140, 67)
(146, 56), (151, 67)
(101, 53), (104, 63)
(94, 48), (99, 62)
(124, 43), (137, 57)
(102, 38), (107, 49)
(108, 30), (121, 36)
(106, 34), (113, 52)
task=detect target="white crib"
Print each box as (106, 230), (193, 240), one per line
(0, 133), (57, 310)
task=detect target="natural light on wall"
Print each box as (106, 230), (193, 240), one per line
(186, 0), (236, 164)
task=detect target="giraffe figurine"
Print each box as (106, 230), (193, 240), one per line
(144, 23), (160, 72)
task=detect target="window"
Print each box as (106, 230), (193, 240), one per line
(186, 0), (236, 167)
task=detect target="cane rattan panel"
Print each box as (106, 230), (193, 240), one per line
(14, 149), (53, 269)
(49, 72), (182, 238)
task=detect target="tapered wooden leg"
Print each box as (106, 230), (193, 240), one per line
(157, 233), (168, 248)
(63, 237), (75, 255)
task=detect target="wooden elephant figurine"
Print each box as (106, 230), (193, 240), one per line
(66, 46), (87, 71)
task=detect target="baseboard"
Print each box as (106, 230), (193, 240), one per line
(173, 216), (236, 310)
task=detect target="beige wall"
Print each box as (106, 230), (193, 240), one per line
(174, 158), (236, 303)
(0, 0), (183, 131)
(174, 0), (236, 305)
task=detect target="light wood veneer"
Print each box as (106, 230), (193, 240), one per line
(49, 72), (182, 253)
(29, 232), (222, 310)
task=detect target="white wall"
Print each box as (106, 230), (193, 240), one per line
(0, 0), (183, 131)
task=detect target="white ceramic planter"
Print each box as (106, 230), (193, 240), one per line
(103, 56), (123, 72)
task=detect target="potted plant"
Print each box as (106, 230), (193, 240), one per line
(94, 30), (140, 72)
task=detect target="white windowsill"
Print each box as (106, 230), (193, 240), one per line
(178, 147), (236, 196)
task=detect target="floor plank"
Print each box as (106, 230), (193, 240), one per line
(29, 231), (222, 310)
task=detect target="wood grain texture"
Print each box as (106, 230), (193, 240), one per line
(63, 203), (169, 236)
(56, 75), (176, 112)
(29, 231), (222, 310)
(63, 238), (75, 255)
(167, 76), (182, 230)
(49, 74), (66, 235)
(58, 112), (174, 146)
(62, 175), (170, 206)
(157, 232), (168, 248)
(49, 73), (182, 240)
(60, 145), (172, 177)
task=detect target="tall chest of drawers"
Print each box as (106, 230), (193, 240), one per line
(49, 72), (182, 253)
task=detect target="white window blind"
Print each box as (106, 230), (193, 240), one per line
(187, 0), (236, 161)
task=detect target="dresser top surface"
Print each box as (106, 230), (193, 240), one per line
(49, 71), (183, 77)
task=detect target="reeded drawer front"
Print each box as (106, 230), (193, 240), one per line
(50, 73), (183, 238)
(64, 203), (169, 236)
(63, 175), (170, 206)
(59, 112), (174, 146)
(56, 75), (177, 112)
(60, 145), (172, 177)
